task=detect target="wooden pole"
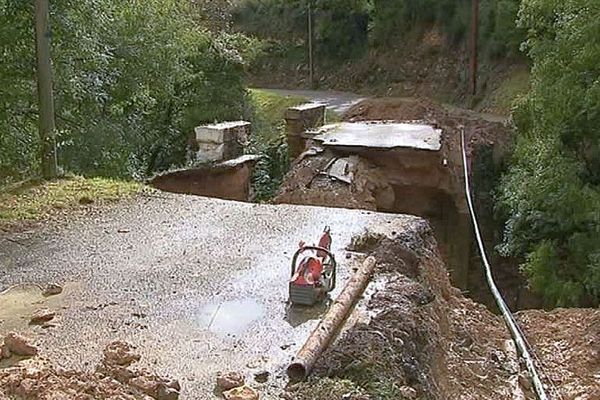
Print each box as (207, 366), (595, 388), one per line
(35, 0), (58, 179)
(308, 1), (314, 89)
(470, 0), (479, 96)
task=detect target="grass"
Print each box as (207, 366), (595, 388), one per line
(247, 89), (308, 201)
(0, 176), (143, 228)
(248, 88), (308, 143)
(484, 67), (531, 115)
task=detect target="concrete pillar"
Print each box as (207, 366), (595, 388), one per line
(194, 121), (251, 163)
(285, 103), (325, 159)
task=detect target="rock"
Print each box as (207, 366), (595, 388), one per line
(0, 343), (11, 359)
(129, 375), (160, 397)
(79, 196), (94, 205)
(102, 341), (140, 366)
(30, 309), (56, 325)
(41, 322), (58, 329)
(98, 364), (135, 383)
(166, 379), (181, 392)
(254, 371), (269, 383)
(222, 386), (259, 400)
(157, 385), (180, 400)
(15, 378), (38, 397)
(42, 283), (63, 297)
(4, 332), (38, 356)
(398, 386), (417, 399)
(216, 371), (245, 392)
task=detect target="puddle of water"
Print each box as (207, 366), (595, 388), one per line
(0, 284), (69, 334)
(197, 299), (264, 336)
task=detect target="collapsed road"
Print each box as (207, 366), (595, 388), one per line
(0, 193), (401, 398)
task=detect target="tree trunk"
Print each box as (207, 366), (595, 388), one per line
(35, 0), (58, 179)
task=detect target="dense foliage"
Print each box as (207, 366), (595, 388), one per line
(498, 0), (600, 306)
(233, 0), (524, 61)
(233, 0), (370, 60)
(0, 0), (253, 182)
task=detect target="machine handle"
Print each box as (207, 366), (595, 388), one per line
(291, 246), (336, 278)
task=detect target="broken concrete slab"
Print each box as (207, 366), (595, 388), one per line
(193, 121), (251, 163)
(195, 121), (251, 144)
(324, 157), (356, 184)
(149, 155), (261, 201)
(285, 103), (326, 159)
(311, 121), (442, 151)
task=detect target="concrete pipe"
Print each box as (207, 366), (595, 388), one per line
(287, 256), (377, 381)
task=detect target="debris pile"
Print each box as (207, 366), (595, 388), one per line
(0, 338), (181, 400)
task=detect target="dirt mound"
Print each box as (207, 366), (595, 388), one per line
(517, 309), (600, 400)
(343, 97), (441, 123)
(273, 153), (393, 211)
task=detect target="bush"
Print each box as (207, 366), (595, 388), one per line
(0, 0), (255, 182)
(498, 0), (600, 306)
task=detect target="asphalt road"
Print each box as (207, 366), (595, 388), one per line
(0, 193), (397, 398)
(258, 88), (365, 115)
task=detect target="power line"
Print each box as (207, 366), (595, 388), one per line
(460, 129), (550, 400)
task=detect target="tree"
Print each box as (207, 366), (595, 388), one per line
(0, 0), (254, 182)
(498, 0), (600, 306)
(34, 0), (58, 179)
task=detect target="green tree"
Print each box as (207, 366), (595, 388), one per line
(0, 0), (253, 182)
(498, 0), (600, 306)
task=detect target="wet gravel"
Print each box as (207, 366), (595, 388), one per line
(0, 192), (404, 398)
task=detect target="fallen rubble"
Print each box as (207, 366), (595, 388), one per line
(0, 339), (181, 400)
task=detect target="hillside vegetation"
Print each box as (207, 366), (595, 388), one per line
(0, 0), (255, 183)
(233, 0), (526, 103)
(498, 0), (600, 307)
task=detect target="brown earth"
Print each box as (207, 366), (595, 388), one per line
(517, 309), (600, 400)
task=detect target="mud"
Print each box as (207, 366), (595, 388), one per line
(0, 342), (180, 400)
(517, 308), (600, 400)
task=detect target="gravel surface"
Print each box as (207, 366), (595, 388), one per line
(0, 192), (400, 398)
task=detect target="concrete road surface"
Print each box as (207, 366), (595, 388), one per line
(0, 193), (401, 398)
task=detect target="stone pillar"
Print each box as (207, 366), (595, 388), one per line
(285, 103), (325, 160)
(194, 121), (251, 163)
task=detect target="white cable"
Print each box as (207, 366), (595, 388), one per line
(460, 129), (550, 400)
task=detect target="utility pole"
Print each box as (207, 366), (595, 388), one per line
(35, 0), (58, 179)
(470, 0), (479, 96)
(308, 1), (315, 89)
